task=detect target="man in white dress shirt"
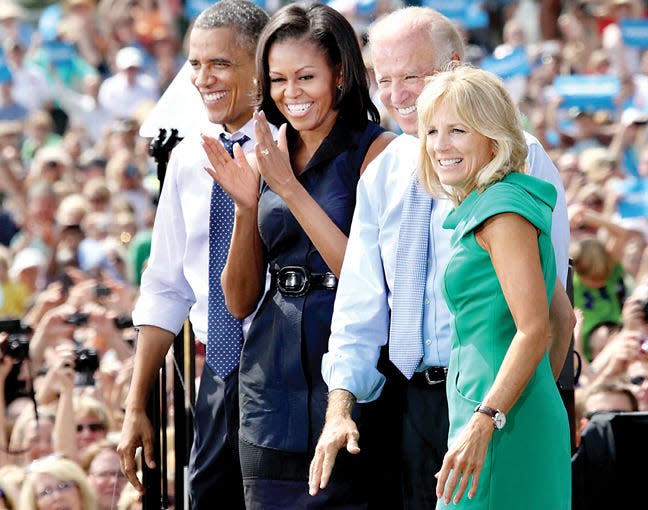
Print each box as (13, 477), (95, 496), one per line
(116, 2), (269, 509)
(309, 7), (575, 509)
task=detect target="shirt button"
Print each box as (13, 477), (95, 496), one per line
(425, 339), (432, 345)
(424, 298), (430, 305)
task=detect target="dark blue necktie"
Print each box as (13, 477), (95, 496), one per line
(206, 133), (249, 379)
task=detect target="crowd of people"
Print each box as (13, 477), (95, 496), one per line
(0, 0), (647, 509)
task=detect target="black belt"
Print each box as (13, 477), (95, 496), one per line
(411, 366), (448, 387)
(270, 265), (338, 297)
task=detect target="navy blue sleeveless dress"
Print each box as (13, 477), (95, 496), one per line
(238, 118), (385, 508)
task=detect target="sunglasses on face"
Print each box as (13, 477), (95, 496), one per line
(76, 422), (105, 433)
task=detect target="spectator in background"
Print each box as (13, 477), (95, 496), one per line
(0, 478), (17, 510)
(0, 79), (28, 122)
(626, 357), (648, 411)
(7, 406), (56, 465)
(0, 246), (29, 318)
(18, 455), (98, 510)
(601, 0), (642, 77)
(116, 482), (141, 510)
(20, 110), (63, 166)
(105, 152), (151, 231)
(7, 247), (47, 308)
(0, 203), (19, 248)
(144, 25), (184, 92)
(98, 46), (159, 121)
(28, 145), (76, 191)
(59, 0), (106, 71)
(2, 38), (52, 114)
(82, 440), (128, 510)
(571, 237), (627, 358)
(52, 73), (113, 146)
(575, 381), (638, 443)
(0, 0), (32, 47)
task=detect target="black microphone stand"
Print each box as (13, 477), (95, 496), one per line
(143, 128), (195, 510)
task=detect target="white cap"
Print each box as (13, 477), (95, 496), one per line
(9, 248), (46, 280)
(621, 107), (648, 126)
(115, 46), (143, 71)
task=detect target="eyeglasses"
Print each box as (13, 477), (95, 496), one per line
(76, 422), (106, 433)
(89, 470), (127, 480)
(35, 480), (76, 499)
(629, 375), (647, 386)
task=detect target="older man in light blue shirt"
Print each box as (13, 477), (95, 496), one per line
(309, 7), (575, 509)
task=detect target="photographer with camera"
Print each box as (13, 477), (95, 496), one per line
(578, 283), (648, 388)
(0, 332), (16, 465)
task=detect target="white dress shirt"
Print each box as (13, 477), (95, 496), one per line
(132, 118), (259, 342)
(322, 132), (570, 403)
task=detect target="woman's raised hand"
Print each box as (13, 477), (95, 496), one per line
(253, 111), (295, 195)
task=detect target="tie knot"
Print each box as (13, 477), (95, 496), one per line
(219, 133), (250, 157)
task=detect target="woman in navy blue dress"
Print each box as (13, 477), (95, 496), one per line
(202, 3), (395, 508)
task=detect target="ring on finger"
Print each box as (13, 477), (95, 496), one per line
(260, 148), (270, 156)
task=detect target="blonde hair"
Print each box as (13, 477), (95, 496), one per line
(417, 65), (528, 204)
(571, 237), (615, 282)
(74, 395), (114, 431)
(19, 456), (97, 510)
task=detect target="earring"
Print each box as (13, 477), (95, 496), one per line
(336, 83), (343, 91)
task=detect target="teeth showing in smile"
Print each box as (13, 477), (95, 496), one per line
(439, 159), (462, 166)
(286, 103), (313, 114)
(203, 91), (227, 102)
(397, 105), (416, 115)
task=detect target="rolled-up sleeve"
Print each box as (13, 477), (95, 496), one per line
(322, 172), (390, 403)
(132, 150), (196, 335)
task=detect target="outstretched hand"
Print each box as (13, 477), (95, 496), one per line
(308, 390), (361, 496)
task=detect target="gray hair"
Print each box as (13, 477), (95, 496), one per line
(368, 6), (464, 69)
(193, 0), (269, 55)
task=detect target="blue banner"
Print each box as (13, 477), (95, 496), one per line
(616, 178), (648, 218)
(423, 0), (488, 30)
(43, 40), (77, 70)
(620, 18), (648, 48)
(553, 75), (620, 111)
(0, 49), (11, 84)
(480, 48), (531, 79)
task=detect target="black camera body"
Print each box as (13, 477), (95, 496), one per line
(74, 347), (100, 387)
(65, 312), (90, 326)
(1, 334), (30, 363)
(75, 348), (100, 373)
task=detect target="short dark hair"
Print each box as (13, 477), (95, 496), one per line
(256, 2), (379, 129)
(586, 381), (639, 414)
(193, 0), (269, 56)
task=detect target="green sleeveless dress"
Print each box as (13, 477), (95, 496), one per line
(438, 173), (571, 509)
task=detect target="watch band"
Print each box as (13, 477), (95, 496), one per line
(474, 404), (498, 418)
(474, 404), (506, 429)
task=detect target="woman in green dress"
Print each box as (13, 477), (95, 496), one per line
(416, 65), (572, 509)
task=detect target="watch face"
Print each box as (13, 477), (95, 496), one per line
(494, 412), (506, 430)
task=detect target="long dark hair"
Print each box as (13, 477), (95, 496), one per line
(256, 3), (379, 129)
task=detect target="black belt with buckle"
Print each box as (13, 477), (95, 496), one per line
(412, 366), (448, 387)
(270, 265), (338, 297)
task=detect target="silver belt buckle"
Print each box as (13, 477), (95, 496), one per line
(424, 367), (447, 385)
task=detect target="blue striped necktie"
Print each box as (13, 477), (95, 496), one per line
(205, 133), (249, 379)
(389, 173), (432, 379)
